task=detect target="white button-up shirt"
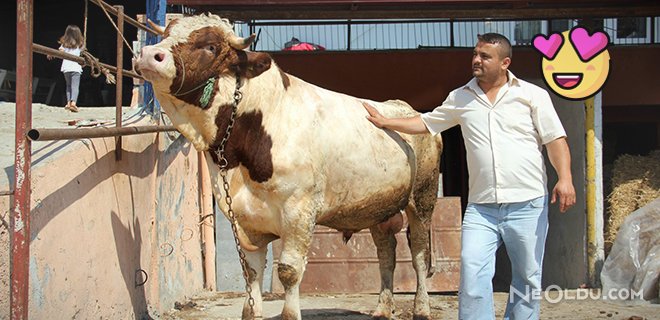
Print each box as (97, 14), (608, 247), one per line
(421, 71), (566, 204)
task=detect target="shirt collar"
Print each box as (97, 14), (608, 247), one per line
(464, 70), (520, 92)
(506, 70), (520, 87)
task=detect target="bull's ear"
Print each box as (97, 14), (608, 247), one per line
(235, 51), (272, 79)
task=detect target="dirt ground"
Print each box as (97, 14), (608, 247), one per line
(0, 102), (145, 174)
(163, 290), (659, 320)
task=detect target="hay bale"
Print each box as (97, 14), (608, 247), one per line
(605, 150), (660, 253)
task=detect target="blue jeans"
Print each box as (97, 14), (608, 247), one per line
(459, 196), (548, 320)
(64, 71), (81, 103)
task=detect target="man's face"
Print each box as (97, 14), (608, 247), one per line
(472, 41), (508, 81)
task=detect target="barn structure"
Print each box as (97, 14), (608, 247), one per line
(1, 0), (659, 319)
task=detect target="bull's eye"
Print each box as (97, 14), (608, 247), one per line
(205, 45), (216, 53)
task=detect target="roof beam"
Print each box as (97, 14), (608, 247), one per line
(168, 1), (660, 20)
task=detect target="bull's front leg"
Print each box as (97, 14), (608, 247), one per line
(241, 246), (268, 320)
(277, 213), (315, 320)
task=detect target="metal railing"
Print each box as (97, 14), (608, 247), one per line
(236, 16), (659, 51)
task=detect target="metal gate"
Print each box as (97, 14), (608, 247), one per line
(271, 197), (461, 293)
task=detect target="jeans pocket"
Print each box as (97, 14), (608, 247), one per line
(529, 196), (546, 208)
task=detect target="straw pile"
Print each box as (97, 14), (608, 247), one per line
(604, 150), (660, 253)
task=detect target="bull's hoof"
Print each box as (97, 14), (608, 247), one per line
(242, 303), (263, 320)
(241, 308), (256, 320)
(281, 308), (301, 320)
(372, 304), (394, 319)
(372, 308), (394, 320)
(412, 314), (431, 320)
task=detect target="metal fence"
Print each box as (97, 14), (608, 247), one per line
(234, 17), (659, 51)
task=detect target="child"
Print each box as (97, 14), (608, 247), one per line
(51, 25), (84, 112)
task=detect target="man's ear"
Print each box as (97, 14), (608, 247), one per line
(502, 56), (511, 70)
(233, 51), (272, 79)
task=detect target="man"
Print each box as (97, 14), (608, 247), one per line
(363, 33), (576, 319)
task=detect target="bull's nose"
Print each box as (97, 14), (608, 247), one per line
(140, 46), (167, 64)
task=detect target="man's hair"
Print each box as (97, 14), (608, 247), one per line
(477, 33), (512, 59)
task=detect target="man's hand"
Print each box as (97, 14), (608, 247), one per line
(363, 102), (387, 128)
(546, 137), (576, 213)
(551, 179), (576, 213)
(362, 101), (430, 135)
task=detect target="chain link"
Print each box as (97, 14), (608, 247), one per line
(216, 75), (256, 316)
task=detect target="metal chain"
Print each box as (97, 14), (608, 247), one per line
(215, 75), (255, 316)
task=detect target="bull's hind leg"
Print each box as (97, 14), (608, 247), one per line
(241, 246), (268, 320)
(407, 204), (433, 320)
(369, 223), (399, 319)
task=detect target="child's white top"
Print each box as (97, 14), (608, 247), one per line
(60, 46), (83, 73)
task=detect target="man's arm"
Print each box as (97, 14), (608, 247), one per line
(545, 137), (576, 213)
(363, 102), (429, 135)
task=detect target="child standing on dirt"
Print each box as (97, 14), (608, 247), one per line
(49, 25), (84, 112)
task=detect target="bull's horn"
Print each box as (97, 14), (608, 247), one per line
(228, 33), (256, 50)
(147, 18), (165, 36)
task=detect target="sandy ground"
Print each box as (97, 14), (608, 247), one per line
(0, 102), (150, 188)
(163, 291), (658, 320)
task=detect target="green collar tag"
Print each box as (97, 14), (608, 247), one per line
(199, 78), (216, 108)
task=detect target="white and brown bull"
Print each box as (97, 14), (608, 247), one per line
(134, 14), (442, 320)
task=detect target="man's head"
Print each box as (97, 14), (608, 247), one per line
(472, 33), (512, 83)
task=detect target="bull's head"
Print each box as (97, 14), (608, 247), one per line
(133, 14), (273, 150)
(134, 14), (271, 102)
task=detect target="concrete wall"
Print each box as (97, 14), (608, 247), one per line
(541, 83), (588, 288)
(1, 120), (205, 319)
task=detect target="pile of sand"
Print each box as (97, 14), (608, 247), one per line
(605, 150), (660, 253)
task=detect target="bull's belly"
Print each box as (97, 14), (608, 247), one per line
(313, 135), (414, 230)
(316, 185), (409, 231)
(211, 166), (412, 236)
(314, 153), (413, 231)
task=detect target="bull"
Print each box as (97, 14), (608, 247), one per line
(134, 13), (442, 320)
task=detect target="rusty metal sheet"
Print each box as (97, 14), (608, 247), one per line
(272, 197), (461, 293)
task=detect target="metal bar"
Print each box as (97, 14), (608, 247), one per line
(115, 5), (124, 161)
(88, 0), (161, 36)
(346, 20), (351, 50)
(200, 6), (660, 20)
(32, 43), (142, 80)
(585, 97), (597, 286)
(199, 153), (216, 290)
(12, 0), (33, 319)
(585, 96), (605, 287)
(249, 19), (452, 26)
(450, 18), (454, 47)
(651, 16), (656, 44)
(1, 190), (14, 196)
(27, 125), (177, 141)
